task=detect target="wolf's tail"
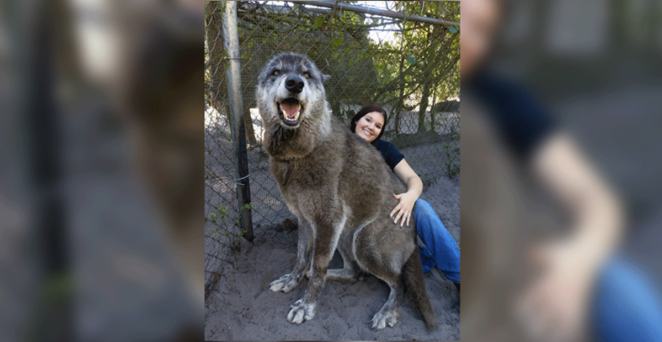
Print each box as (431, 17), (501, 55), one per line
(402, 249), (438, 331)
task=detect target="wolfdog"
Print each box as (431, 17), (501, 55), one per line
(256, 53), (437, 330)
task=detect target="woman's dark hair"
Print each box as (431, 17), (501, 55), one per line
(350, 105), (388, 142)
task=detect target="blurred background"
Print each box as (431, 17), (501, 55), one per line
(0, 0), (203, 341)
(462, 0), (662, 341)
(2, 0), (662, 341)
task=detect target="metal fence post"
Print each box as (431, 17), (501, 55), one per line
(223, 1), (253, 241)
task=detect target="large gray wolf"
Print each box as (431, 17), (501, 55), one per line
(255, 52), (437, 330)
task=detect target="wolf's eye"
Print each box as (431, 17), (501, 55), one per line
(303, 72), (311, 79)
(272, 70), (280, 76)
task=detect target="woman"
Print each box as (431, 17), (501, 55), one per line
(350, 105), (461, 288)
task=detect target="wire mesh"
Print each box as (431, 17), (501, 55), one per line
(204, 1), (460, 286)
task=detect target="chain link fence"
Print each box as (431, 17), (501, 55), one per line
(204, 1), (460, 289)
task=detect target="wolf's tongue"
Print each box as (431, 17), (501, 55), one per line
(281, 102), (300, 119)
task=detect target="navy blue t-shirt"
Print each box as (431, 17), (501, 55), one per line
(373, 140), (404, 171)
(464, 68), (556, 161)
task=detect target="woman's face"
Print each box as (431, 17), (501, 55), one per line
(355, 111), (384, 143)
(461, 0), (500, 77)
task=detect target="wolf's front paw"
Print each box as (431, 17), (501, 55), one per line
(287, 299), (316, 324)
(270, 273), (300, 293)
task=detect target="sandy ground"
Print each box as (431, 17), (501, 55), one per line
(204, 174), (460, 341)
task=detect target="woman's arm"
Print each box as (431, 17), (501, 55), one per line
(518, 132), (624, 341)
(531, 133), (623, 263)
(391, 159), (424, 226)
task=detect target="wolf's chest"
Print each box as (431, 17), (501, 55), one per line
(271, 157), (338, 189)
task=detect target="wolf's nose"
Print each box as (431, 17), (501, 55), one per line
(285, 76), (304, 93)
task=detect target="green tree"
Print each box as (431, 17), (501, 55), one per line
(370, 1), (460, 134)
(205, 1), (460, 143)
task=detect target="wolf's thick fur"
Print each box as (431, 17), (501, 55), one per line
(256, 53), (437, 330)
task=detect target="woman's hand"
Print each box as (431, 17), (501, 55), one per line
(390, 191), (418, 226)
(516, 238), (599, 342)
(391, 159), (424, 227)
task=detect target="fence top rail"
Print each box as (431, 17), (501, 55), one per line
(290, 1), (459, 27)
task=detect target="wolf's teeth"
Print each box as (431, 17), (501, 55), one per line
(278, 102), (302, 122)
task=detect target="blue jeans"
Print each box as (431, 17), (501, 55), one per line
(414, 199), (461, 283)
(593, 257), (662, 341)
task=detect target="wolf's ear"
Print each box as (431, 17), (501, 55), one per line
(322, 74), (331, 83)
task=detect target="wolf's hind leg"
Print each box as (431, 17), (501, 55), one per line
(325, 268), (355, 281)
(271, 220), (313, 293)
(371, 278), (402, 330)
(353, 222), (411, 329)
(326, 247), (357, 281)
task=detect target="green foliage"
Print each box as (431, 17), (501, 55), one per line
(232, 228), (248, 252)
(210, 204), (229, 237)
(216, 204), (228, 219)
(39, 271), (73, 303)
(208, 204), (248, 253)
(203, 1), (459, 122)
(313, 16), (325, 29)
(443, 134), (460, 179)
(368, 1), (460, 134)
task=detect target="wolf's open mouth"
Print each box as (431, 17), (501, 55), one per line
(277, 98), (302, 126)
